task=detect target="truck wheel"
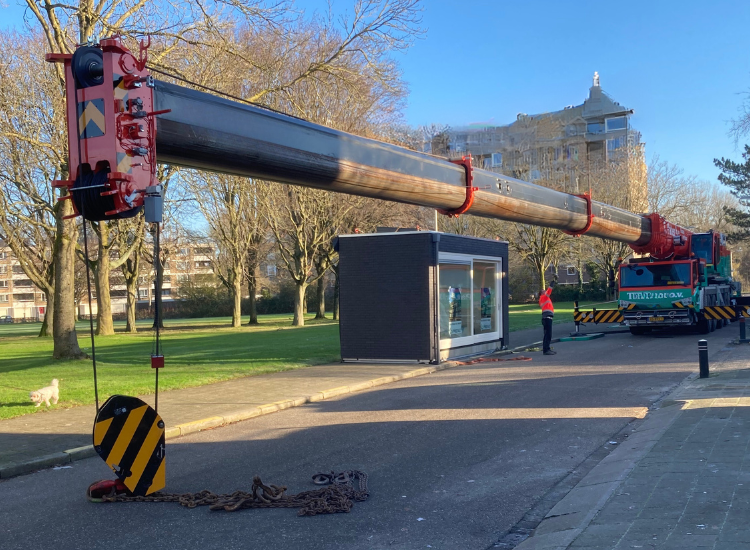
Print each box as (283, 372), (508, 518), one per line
(709, 319), (716, 332)
(698, 318), (710, 334)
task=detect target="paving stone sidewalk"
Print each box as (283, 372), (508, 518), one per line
(513, 340), (750, 550)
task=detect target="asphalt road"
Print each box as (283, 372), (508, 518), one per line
(0, 328), (737, 550)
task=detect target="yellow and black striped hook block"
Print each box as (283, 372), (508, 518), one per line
(93, 395), (165, 496)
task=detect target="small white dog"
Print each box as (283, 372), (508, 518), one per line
(30, 379), (59, 408)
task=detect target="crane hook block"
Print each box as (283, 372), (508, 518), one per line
(438, 156), (477, 218)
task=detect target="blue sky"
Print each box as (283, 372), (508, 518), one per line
(3, 0), (750, 183)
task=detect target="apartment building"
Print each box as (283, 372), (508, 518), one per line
(0, 247), (48, 320)
(77, 242), (218, 317)
(434, 73), (646, 199)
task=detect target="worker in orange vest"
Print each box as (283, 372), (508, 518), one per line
(539, 280), (556, 355)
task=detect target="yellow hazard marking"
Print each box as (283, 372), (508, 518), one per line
(114, 80), (129, 101)
(674, 302), (684, 308)
(105, 404), (148, 468)
(78, 101), (106, 136)
(703, 306), (736, 320)
(147, 457), (166, 495)
(116, 152), (132, 173)
(124, 419), (164, 492)
(576, 310), (623, 323)
(93, 416), (113, 446)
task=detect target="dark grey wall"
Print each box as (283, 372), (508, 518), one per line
(338, 232), (437, 361)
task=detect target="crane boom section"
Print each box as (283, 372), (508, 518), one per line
(48, 38), (653, 246)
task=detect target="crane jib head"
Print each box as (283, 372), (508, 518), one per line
(46, 36), (160, 221)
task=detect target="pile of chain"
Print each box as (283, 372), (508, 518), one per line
(100, 470), (369, 516)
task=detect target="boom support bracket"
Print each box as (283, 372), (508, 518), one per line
(438, 156), (477, 218)
(562, 193), (594, 237)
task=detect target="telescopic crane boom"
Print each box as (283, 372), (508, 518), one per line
(49, 37), (697, 259)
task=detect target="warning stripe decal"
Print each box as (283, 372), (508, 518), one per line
(574, 310), (624, 323)
(704, 306), (740, 320)
(105, 404), (148, 467)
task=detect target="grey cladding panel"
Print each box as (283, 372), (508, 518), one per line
(339, 233), (434, 361)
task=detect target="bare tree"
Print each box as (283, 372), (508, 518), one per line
(185, 172), (259, 327)
(0, 31), (67, 339)
(15, 0), (288, 356)
(116, 213), (146, 332)
(262, 183), (352, 326)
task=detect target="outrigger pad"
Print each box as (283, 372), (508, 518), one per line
(93, 395), (166, 496)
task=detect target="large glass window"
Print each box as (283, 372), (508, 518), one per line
(605, 116), (627, 132)
(620, 263), (691, 288)
(587, 122), (604, 134)
(473, 262), (497, 334)
(439, 257), (501, 345)
(691, 234), (713, 263)
(439, 263), (471, 339)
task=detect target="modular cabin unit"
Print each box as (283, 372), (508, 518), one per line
(337, 231), (509, 363)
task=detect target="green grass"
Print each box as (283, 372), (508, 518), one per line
(507, 300), (617, 332)
(0, 314), (340, 420)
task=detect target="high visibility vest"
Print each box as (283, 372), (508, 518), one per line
(539, 287), (554, 315)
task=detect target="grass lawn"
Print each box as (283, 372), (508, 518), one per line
(507, 300), (617, 332)
(0, 314), (340, 420)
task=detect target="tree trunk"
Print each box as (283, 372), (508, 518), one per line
(232, 275), (242, 327)
(53, 198), (85, 359)
(293, 282), (307, 326)
(537, 264), (546, 294)
(94, 223), (114, 335)
(247, 267), (258, 325)
(39, 290), (54, 337)
(125, 279), (137, 333)
(315, 275), (326, 319)
(332, 268), (339, 321)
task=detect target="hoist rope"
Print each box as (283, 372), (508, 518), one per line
(72, 70), (100, 411)
(78, 180), (100, 412)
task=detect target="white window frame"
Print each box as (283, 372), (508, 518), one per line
(567, 266), (576, 276)
(0, 294), (8, 302)
(438, 253), (502, 350)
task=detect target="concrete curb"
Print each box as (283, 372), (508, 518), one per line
(0, 360), (463, 480)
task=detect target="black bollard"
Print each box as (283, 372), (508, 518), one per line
(740, 317), (750, 343)
(698, 339), (709, 378)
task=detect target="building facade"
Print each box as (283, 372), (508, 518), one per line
(434, 73), (645, 200)
(0, 247), (47, 320)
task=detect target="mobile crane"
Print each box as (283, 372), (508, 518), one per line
(46, 36), (744, 498)
(47, 37), (743, 335)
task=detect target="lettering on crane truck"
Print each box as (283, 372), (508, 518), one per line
(626, 291), (684, 300)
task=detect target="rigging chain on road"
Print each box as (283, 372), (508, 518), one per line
(87, 470), (369, 516)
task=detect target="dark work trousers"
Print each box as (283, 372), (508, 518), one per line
(542, 317), (553, 352)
